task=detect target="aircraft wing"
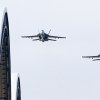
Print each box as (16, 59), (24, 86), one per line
(48, 35), (66, 39)
(82, 55), (99, 59)
(21, 35), (38, 38)
(82, 56), (96, 59)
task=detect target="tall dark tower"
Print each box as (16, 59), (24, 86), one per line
(0, 11), (11, 100)
(16, 77), (21, 100)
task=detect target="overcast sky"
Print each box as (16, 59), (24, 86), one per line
(0, 0), (100, 100)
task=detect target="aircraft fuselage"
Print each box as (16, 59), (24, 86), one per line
(38, 33), (49, 42)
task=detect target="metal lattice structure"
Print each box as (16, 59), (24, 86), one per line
(0, 11), (11, 100)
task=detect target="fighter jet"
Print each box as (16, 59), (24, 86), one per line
(82, 54), (100, 61)
(21, 30), (66, 42)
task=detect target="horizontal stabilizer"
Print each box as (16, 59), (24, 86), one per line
(48, 39), (56, 41)
(32, 39), (39, 41)
(92, 59), (100, 61)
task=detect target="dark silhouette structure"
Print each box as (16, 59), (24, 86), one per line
(0, 11), (11, 100)
(16, 77), (21, 100)
(0, 10), (21, 100)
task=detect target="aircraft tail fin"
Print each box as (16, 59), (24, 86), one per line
(48, 29), (51, 34)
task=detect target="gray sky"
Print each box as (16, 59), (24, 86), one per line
(0, 0), (100, 100)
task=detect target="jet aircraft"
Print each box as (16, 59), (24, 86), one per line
(21, 30), (66, 42)
(82, 54), (100, 61)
